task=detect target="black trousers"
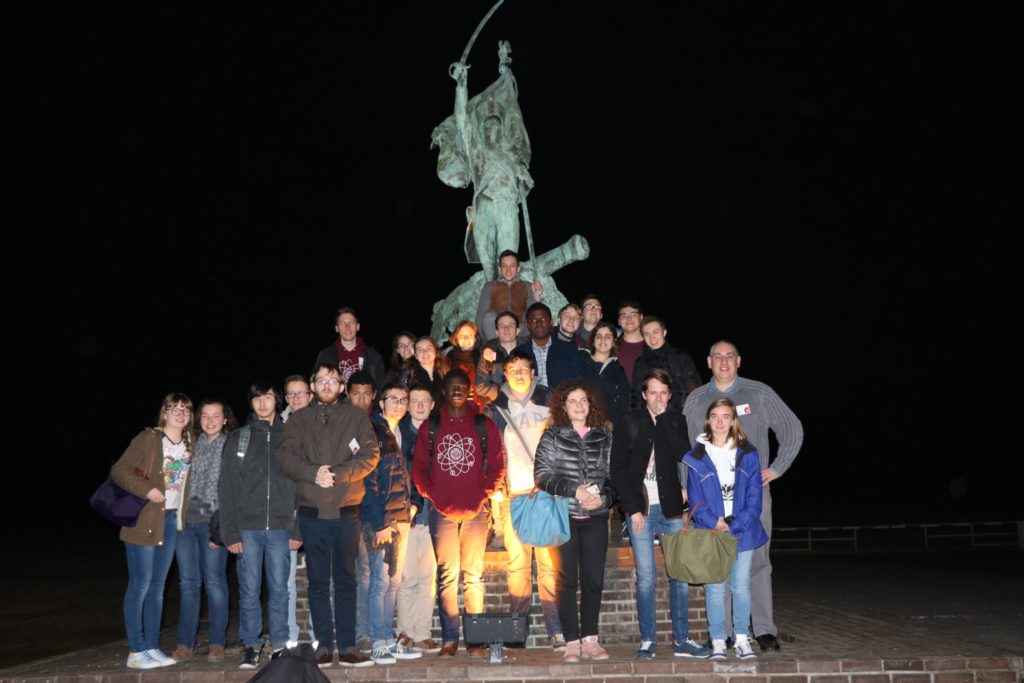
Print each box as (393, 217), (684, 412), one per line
(551, 515), (608, 641)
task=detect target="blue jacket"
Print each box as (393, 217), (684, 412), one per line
(398, 414), (430, 525)
(682, 439), (769, 553)
(515, 337), (585, 390)
(361, 415), (413, 531)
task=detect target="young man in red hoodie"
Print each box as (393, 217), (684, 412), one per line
(412, 369), (505, 656)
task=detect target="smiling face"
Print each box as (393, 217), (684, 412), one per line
(564, 388), (591, 427)
(163, 401), (193, 432)
(641, 320), (667, 350)
(707, 403), (736, 445)
(284, 380), (312, 412)
(642, 378), (671, 416)
(199, 403), (226, 439)
(618, 306), (642, 334)
(592, 326), (615, 356)
(498, 254), (520, 283)
(443, 375), (470, 411)
(395, 335), (415, 361)
(708, 341), (742, 386)
(558, 307), (581, 336)
(335, 312), (359, 343)
(414, 339), (437, 366)
(453, 324), (477, 351)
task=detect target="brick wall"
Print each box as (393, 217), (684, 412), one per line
(296, 545), (708, 647)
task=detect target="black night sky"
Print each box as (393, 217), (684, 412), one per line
(9, 2), (1022, 536)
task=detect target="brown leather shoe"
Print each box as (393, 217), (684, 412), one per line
(172, 645), (192, 662)
(414, 638), (442, 653)
(314, 647), (333, 668)
(465, 643), (486, 656)
(207, 645), (225, 662)
(398, 633), (415, 649)
(438, 641), (458, 657)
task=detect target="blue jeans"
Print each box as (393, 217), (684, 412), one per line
(429, 507), (489, 643)
(300, 513), (361, 653)
(237, 529), (291, 650)
(706, 550), (753, 641)
(124, 511), (178, 653)
(174, 521), (229, 648)
(627, 504), (690, 644)
(368, 524), (408, 644)
(287, 548), (299, 642)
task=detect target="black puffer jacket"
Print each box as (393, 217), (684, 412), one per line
(533, 426), (616, 517)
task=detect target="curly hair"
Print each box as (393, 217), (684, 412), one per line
(548, 378), (612, 430)
(192, 398), (239, 441)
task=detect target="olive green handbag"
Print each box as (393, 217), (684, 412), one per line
(661, 503), (738, 584)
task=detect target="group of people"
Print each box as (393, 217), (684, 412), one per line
(110, 254), (803, 670)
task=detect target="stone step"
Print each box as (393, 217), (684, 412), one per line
(3, 651), (1018, 683)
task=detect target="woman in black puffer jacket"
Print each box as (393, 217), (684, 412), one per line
(534, 379), (616, 663)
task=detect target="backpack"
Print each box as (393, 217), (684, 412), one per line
(427, 413), (488, 466)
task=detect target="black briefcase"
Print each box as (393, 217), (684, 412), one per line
(462, 612), (528, 646)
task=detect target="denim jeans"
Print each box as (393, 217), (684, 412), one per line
(428, 506), (488, 643)
(552, 515), (607, 641)
(706, 549), (753, 641)
(627, 504), (690, 644)
(124, 510), (178, 653)
(368, 523), (409, 644)
(287, 549), (299, 643)
(174, 521), (229, 648)
(501, 496), (561, 638)
(237, 528), (291, 650)
(300, 513), (361, 653)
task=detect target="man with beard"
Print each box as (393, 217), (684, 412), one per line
(279, 364), (379, 668)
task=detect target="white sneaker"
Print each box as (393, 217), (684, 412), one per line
(734, 635), (757, 659)
(144, 649), (176, 667)
(126, 651), (162, 669)
(710, 639), (728, 660)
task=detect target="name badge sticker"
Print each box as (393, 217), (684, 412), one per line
(349, 438), (360, 454)
(737, 403), (752, 415)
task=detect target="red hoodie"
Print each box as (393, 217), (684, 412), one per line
(412, 405), (505, 521)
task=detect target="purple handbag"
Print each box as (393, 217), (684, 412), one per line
(90, 439), (156, 527)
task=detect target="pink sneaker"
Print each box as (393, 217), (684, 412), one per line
(581, 636), (609, 660)
(562, 640), (581, 663)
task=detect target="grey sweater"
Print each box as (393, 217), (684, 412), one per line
(682, 377), (803, 485)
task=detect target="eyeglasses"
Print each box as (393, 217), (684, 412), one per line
(711, 353), (738, 361)
(384, 396), (410, 405)
(315, 378), (340, 387)
(167, 407), (192, 416)
(583, 303), (602, 311)
(285, 391), (311, 399)
(619, 312), (640, 320)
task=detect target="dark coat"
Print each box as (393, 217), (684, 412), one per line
(609, 408), (692, 518)
(629, 342), (701, 412)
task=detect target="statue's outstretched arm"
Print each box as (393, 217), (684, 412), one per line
(450, 62), (471, 152)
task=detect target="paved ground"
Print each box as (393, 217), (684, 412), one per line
(0, 548), (1020, 678)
